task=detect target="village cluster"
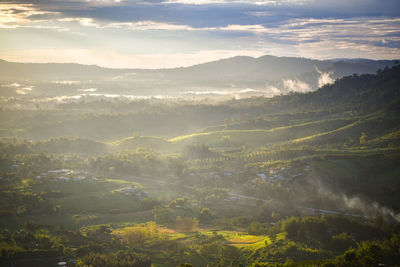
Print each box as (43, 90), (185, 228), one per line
(249, 166), (307, 184)
(34, 169), (89, 182)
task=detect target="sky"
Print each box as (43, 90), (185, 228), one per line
(1, 0), (400, 68)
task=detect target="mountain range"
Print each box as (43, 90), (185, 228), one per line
(0, 56), (397, 98)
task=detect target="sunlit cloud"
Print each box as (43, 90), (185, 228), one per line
(219, 24), (267, 33)
(3, 83), (21, 87)
(15, 86), (33, 95)
(283, 79), (312, 93)
(57, 17), (205, 31)
(53, 80), (81, 85)
(0, 3), (58, 28)
(59, 17), (99, 27)
(297, 39), (400, 60)
(315, 67), (334, 87)
(78, 88), (98, 92)
(104, 21), (200, 31)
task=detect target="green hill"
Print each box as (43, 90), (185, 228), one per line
(113, 136), (174, 152)
(170, 119), (357, 148)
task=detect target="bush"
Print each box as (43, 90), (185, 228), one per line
(79, 251), (151, 267)
(175, 216), (198, 232)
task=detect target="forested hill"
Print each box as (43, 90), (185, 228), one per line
(1, 65), (399, 143)
(268, 64), (400, 113)
(167, 55), (395, 82)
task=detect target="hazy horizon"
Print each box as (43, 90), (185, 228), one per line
(0, 54), (398, 70)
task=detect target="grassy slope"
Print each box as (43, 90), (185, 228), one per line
(112, 136), (174, 152)
(169, 118), (355, 148)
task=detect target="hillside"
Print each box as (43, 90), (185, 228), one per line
(150, 65), (400, 150)
(1, 65), (399, 146)
(1, 64), (400, 267)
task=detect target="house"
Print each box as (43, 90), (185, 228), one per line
(136, 191), (150, 200)
(318, 209), (341, 215)
(58, 176), (69, 181)
(290, 173), (303, 180)
(224, 172), (233, 176)
(305, 208), (317, 216)
(73, 176), (86, 181)
(49, 169), (73, 175)
(277, 175), (287, 181)
(123, 187), (136, 194)
(257, 173), (266, 179)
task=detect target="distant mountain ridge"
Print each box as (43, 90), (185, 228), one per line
(0, 55), (397, 97)
(0, 56), (395, 80)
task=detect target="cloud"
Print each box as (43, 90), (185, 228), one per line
(219, 24), (267, 33)
(162, 0), (312, 6)
(104, 21), (199, 31)
(297, 39), (400, 60)
(1, 0), (400, 68)
(53, 80), (81, 85)
(0, 3), (59, 28)
(3, 83), (21, 87)
(265, 85), (282, 96)
(16, 86), (33, 95)
(58, 17), (99, 27)
(283, 79), (312, 92)
(315, 182), (400, 223)
(78, 88), (97, 92)
(315, 67), (334, 87)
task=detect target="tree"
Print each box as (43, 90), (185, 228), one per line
(152, 206), (176, 224)
(124, 227), (147, 248)
(247, 221), (265, 235)
(175, 216), (198, 232)
(79, 251), (151, 267)
(199, 208), (214, 223)
(360, 132), (367, 145)
(183, 144), (212, 159)
(169, 198), (186, 209)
